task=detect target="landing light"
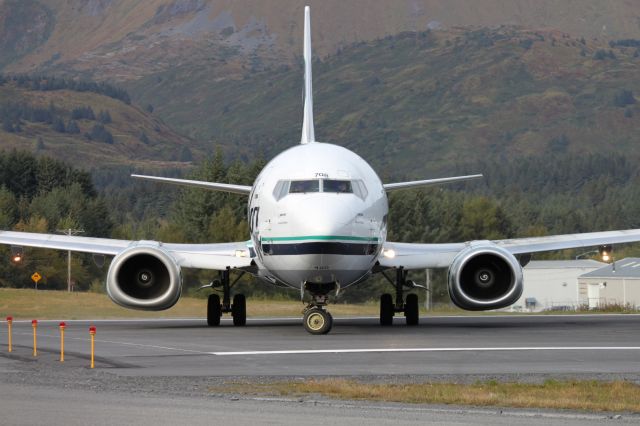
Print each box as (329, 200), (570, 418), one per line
(598, 245), (613, 263)
(235, 250), (249, 258)
(10, 246), (24, 264)
(382, 248), (396, 259)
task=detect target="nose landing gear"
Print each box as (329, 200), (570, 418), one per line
(302, 283), (336, 334)
(303, 307), (333, 335)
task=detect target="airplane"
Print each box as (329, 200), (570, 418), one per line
(2, 6), (640, 334)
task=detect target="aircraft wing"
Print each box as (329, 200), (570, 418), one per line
(379, 229), (640, 269)
(132, 174), (252, 195)
(383, 174), (482, 192)
(0, 231), (253, 270)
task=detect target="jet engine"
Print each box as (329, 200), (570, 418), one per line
(106, 244), (182, 311)
(447, 243), (523, 311)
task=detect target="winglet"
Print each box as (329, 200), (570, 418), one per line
(300, 5), (315, 144)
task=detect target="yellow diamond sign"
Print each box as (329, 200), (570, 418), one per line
(31, 272), (42, 284)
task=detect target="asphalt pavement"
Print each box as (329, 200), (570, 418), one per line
(1, 314), (640, 425)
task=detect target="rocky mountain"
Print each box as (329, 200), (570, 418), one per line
(0, 1), (639, 176)
(3, 0), (640, 81)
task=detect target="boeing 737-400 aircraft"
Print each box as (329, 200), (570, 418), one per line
(2, 7), (640, 334)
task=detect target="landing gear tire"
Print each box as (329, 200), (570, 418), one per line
(303, 308), (332, 335)
(380, 293), (394, 326)
(404, 293), (419, 326)
(232, 294), (247, 326)
(207, 294), (221, 326)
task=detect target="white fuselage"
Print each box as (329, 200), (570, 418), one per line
(248, 142), (388, 289)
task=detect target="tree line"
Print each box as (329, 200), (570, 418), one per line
(0, 101), (115, 143)
(2, 149), (640, 304)
(0, 74), (131, 104)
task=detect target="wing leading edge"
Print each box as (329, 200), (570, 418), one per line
(132, 174), (252, 195)
(383, 174), (483, 192)
(0, 231), (253, 270)
(380, 228), (640, 269)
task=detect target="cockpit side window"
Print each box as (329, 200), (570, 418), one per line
(273, 180), (290, 201)
(352, 180), (368, 200)
(323, 179), (353, 194)
(289, 180), (320, 193)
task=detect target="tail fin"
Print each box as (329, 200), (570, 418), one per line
(300, 5), (315, 144)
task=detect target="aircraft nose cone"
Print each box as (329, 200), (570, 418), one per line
(292, 196), (356, 235)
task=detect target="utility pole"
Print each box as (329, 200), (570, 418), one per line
(425, 269), (431, 311)
(56, 228), (84, 292)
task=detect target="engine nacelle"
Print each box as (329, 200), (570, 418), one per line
(106, 244), (182, 311)
(448, 243), (523, 311)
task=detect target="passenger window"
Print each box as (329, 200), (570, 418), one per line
(323, 180), (353, 193)
(289, 180), (320, 193)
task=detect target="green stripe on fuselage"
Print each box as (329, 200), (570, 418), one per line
(261, 235), (378, 243)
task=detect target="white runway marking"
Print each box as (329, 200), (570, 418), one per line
(4, 328), (640, 358)
(210, 346), (640, 356)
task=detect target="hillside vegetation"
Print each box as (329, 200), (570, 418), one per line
(131, 28), (640, 176)
(0, 75), (198, 167)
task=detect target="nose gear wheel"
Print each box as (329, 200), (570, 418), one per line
(303, 308), (332, 335)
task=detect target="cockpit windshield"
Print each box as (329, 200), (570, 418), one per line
(323, 180), (352, 193)
(289, 180), (320, 193)
(273, 179), (367, 201)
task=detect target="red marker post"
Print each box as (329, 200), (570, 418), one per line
(6, 316), (12, 353)
(59, 322), (66, 362)
(89, 325), (96, 368)
(32, 319), (38, 356)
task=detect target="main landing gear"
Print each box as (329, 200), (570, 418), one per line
(302, 283), (335, 335)
(380, 267), (419, 326)
(206, 269), (247, 327)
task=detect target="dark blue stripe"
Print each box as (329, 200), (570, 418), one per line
(262, 242), (378, 256)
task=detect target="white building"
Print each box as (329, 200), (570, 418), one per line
(578, 258), (640, 309)
(513, 260), (605, 312)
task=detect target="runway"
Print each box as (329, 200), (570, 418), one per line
(3, 314), (640, 425)
(2, 314), (640, 378)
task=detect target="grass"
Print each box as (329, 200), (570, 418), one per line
(1, 288), (637, 320)
(0, 288), (378, 320)
(214, 379), (640, 413)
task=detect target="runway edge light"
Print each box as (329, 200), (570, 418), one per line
(6, 316), (12, 353)
(32, 319), (37, 356)
(89, 325), (96, 369)
(59, 322), (66, 362)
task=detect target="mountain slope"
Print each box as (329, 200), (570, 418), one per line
(130, 28), (640, 176)
(3, 0), (640, 81)
(0, 76), (198, 168)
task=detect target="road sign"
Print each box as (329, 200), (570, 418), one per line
(31, 272), (42, 284)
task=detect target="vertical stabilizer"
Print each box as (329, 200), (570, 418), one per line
(300, 6), (315, 144)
